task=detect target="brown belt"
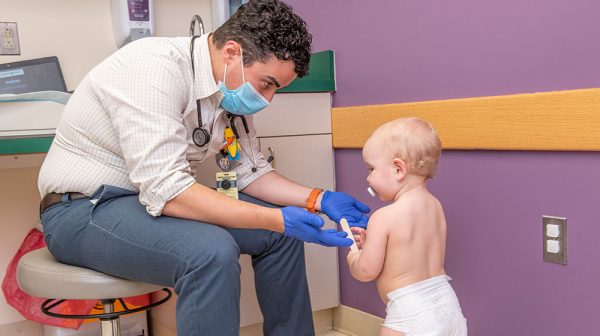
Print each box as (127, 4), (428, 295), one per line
(40, 192), (88, 213)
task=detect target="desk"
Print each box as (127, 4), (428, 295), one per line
(0, 91), (67, 168)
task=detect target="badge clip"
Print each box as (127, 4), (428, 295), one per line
(216, 171), (238, 199)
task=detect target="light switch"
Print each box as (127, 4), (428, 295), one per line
(546, 224), (560, 238)
(546, 240), (560, 253)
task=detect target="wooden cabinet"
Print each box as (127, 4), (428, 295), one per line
(242, 92), (341, 325)
(252, 92), (339, 322)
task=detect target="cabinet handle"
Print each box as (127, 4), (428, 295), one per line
(267, 147), (275, 169)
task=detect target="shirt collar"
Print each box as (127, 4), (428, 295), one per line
(192, 33), (221, 101)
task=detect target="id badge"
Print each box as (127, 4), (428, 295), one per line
(216, 171), (238, 199)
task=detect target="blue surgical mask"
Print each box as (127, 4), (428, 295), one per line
(218, 48), (269, 115)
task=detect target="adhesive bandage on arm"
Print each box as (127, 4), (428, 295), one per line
(340, 218), (359, 253)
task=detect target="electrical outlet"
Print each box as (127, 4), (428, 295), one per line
(543, 215), (567, 265)
(0, 22), (20, 55)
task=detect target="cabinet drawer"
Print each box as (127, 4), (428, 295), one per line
(253, 92), (332, 137)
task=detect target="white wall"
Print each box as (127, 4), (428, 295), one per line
(0, 0), (212, 326)
(0, 0), (212, 90)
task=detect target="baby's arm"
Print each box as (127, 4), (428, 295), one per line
(346, 210), (389, 282)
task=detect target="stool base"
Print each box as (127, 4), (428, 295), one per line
(40, 288), (172, 336)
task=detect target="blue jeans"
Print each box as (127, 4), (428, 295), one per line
(41, 185), (314, 336)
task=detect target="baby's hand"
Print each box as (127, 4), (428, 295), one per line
(350, 227), (367, 249)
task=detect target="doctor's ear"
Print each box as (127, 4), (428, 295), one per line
(393, 158), (407, 180)
(222, 41), (242, 63)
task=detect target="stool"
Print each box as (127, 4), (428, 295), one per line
(17, 247), (172, 336)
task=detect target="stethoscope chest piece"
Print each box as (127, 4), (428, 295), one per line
(192, 127), (210, 147)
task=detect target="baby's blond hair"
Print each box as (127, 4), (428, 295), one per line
(373, 117), (442, 178)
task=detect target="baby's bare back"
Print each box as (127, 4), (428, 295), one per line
(376, 189), (447, 302)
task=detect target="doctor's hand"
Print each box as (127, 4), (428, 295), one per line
(320, 191), (371, 229)
(281, 206), (353, 247)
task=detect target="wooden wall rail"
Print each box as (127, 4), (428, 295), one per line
(332, 88), (600, 151)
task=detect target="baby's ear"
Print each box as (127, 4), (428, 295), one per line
(392, 158), (407, 180)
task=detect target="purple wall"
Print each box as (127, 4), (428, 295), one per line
(336, 150), (600, 334)
(288, 0), (600, 107)
(284, 0), (600, 335)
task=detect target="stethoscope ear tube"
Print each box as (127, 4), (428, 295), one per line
(190, 15), (204, 38)
(227, 113), (250, 139)
(226, 113), (272, 172)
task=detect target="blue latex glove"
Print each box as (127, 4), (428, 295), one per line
(282, 206), (353, 247)
(320, 191), (371, 229)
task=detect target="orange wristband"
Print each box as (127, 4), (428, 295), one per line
(306, 188), (323, 213)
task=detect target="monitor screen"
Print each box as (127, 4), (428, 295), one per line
(0, 56), (67, 95)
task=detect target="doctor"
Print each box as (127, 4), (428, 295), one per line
(37, 0), (369, 335)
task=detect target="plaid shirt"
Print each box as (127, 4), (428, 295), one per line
(39, 33), (272, 216)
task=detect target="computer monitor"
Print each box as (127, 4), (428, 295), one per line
(0, 56), (67, 95)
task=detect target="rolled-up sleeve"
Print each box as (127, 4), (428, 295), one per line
(93, 51), (196, 216)
(232, 115), (274, 190)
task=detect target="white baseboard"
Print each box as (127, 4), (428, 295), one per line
(333, 305), (383, 336)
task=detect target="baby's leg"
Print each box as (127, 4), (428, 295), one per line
(380, 326), (405, 336)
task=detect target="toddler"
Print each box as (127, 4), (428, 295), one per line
(347, 117), (467, 335)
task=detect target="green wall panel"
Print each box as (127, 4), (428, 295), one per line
(277, 50), (335, 93)
(0, 137), (54, 155)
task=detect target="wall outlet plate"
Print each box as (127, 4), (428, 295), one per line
(543, 215), (567, 265)
(0, 22), (21, 55)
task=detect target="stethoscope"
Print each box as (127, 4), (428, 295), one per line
(189, 15), (211, 148)
(188, 15), (271, 172)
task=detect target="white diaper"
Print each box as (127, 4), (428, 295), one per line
(383, 275), (467, 335)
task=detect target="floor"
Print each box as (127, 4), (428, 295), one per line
(318, 331), (351, 336)
(0, 319), (354, 336)
(239, 325), (351, 336)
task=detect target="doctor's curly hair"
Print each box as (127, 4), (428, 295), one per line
(212, 0), (312, 77)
